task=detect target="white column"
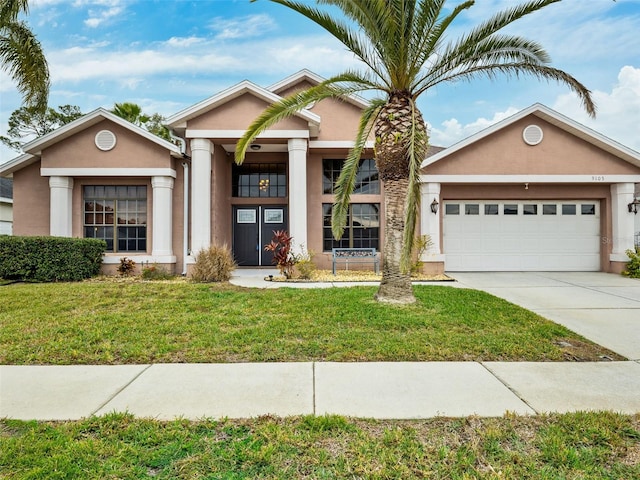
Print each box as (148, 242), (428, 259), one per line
(151, 176), (174, 257)
(49, 176), (73, 237)
(288, 138), (308, 254)
(610, 183), (636, 261)
(190, 138), (212, 254)
(420, 182), (443, 258)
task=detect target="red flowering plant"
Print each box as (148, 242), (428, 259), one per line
(264, 230), (297, 279)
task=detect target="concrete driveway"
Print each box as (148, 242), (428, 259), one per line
(451, 272), (640, 361)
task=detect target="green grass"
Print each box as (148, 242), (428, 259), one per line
(0, 281), (621, 364)
(1, 412), (638, 479)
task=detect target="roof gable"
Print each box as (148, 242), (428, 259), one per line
(23, 108), (181, 157)
(423, 104), (640, 170)
(1, 109), (181, 177)
(165, 79), (320, 136)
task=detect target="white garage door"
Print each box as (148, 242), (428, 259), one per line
(443, 200), (600, 271)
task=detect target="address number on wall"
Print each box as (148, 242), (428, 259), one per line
(591, 176), (606, 182)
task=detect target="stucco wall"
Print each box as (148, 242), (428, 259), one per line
(188, 94), (307, 132)
(12, 161), (49, 236)
(426, 116), (640, 176)
(42, 120), (173, 170)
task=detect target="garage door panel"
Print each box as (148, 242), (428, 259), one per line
(443, 200), (600, 272)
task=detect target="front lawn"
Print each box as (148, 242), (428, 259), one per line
(1, 412), (638, 479)
(0, 281), (621, 364)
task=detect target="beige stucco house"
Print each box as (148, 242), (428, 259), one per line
(1, 70), (639, 274)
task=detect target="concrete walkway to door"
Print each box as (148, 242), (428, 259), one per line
(452, 272), (640, 361)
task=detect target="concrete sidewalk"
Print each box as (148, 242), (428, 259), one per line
(2, 361), (639, 421)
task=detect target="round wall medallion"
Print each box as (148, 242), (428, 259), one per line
(95, 130), (117, 151)
(522, 124), (543, 146)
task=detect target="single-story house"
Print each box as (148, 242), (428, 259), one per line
(1, 70), (639, 274)
(0, 178), (12, 235)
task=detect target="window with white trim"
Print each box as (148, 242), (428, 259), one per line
(83, 186), (147, 252)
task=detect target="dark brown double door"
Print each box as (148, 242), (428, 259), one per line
(232, 205), (288, 266)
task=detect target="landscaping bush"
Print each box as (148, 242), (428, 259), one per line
(621, 246), (640, 278)
(117, 257), (136, 276)
(0, 236), (106, 282)
(191, 244), (236, 282)
(141, 262), (175, 280)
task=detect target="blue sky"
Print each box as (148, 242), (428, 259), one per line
(1, 0), (639, 163)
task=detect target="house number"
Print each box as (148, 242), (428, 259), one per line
(591, 176), (605, 181)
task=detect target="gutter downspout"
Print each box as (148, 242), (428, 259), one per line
(170, 130), (190, 276)
(181, 161), (189, 276)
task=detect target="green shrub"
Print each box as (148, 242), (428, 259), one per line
(141, 262), (175, 280)
(295, 247), (316, 280)
(0, 236), (106, 282)
(410, 235), (433, 275)
(191, 244), (236, 282)
(621, 246), (640, 278)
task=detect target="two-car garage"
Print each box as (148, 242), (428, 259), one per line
(443, 200), (601, 271)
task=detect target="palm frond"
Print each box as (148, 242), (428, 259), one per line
(331, 98), (385, 240)
(266, 0), (389, 85)
(0, 20), (49, 111)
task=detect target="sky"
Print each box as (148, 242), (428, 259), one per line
(1, 0), (640, 164)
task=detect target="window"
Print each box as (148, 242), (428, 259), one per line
(543, 204), (557, 215)
(581, 204), (596, 215)
(445, 204), (460, 215)
(465, 204), (479, 215)
(84, 186), (147, 252)
(504, 204), (518, 215)
(485, 204), (499, 215)
(562, 204), (576, 215)
(523, 204), (538, 215)
(323, 203), (379, 251)
(232, 163), (286, 197)
(323, 159), (379, 194)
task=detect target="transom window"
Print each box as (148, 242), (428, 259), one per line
(84, 186), (147, 252)
(232, 163), (286, 198)
(322, 203), (379, 251)
(322, 158), (380, 194)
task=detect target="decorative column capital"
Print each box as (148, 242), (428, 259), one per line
(190, 138), (213, 154)
(49, 176), (74, 189)
(151, 176), (175, 190)
(288, 138), (307, 152)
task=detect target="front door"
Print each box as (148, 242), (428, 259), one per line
(232, 206), (288, 266)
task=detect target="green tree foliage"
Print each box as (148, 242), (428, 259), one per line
(0, 104), (82, 151)
(110, 102), (172, 141)
(237, 0), (595, 303)
(0, 0), (49, 111)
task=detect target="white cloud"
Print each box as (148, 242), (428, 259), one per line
(553, 65), (640, 152)
(165, 37), (205, 48)
(210, 14), (276, 40)
(429, 107), (520, 147)
(428, 65), (640, 152)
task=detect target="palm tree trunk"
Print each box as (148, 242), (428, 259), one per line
(373, 92), (419, 304)
(375, 177), (416, 304)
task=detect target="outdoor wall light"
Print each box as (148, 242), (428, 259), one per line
(430, 198), (439, 214)
(628, 198), (640, 214)
(250, 144), (261, 151)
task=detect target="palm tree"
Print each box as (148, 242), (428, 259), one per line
(0, 0), (49, 111)
(111, 102), (151, 127)
(236, 0), (595, 304)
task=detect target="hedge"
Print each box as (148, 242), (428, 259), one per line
(0, 236), (106, 282)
